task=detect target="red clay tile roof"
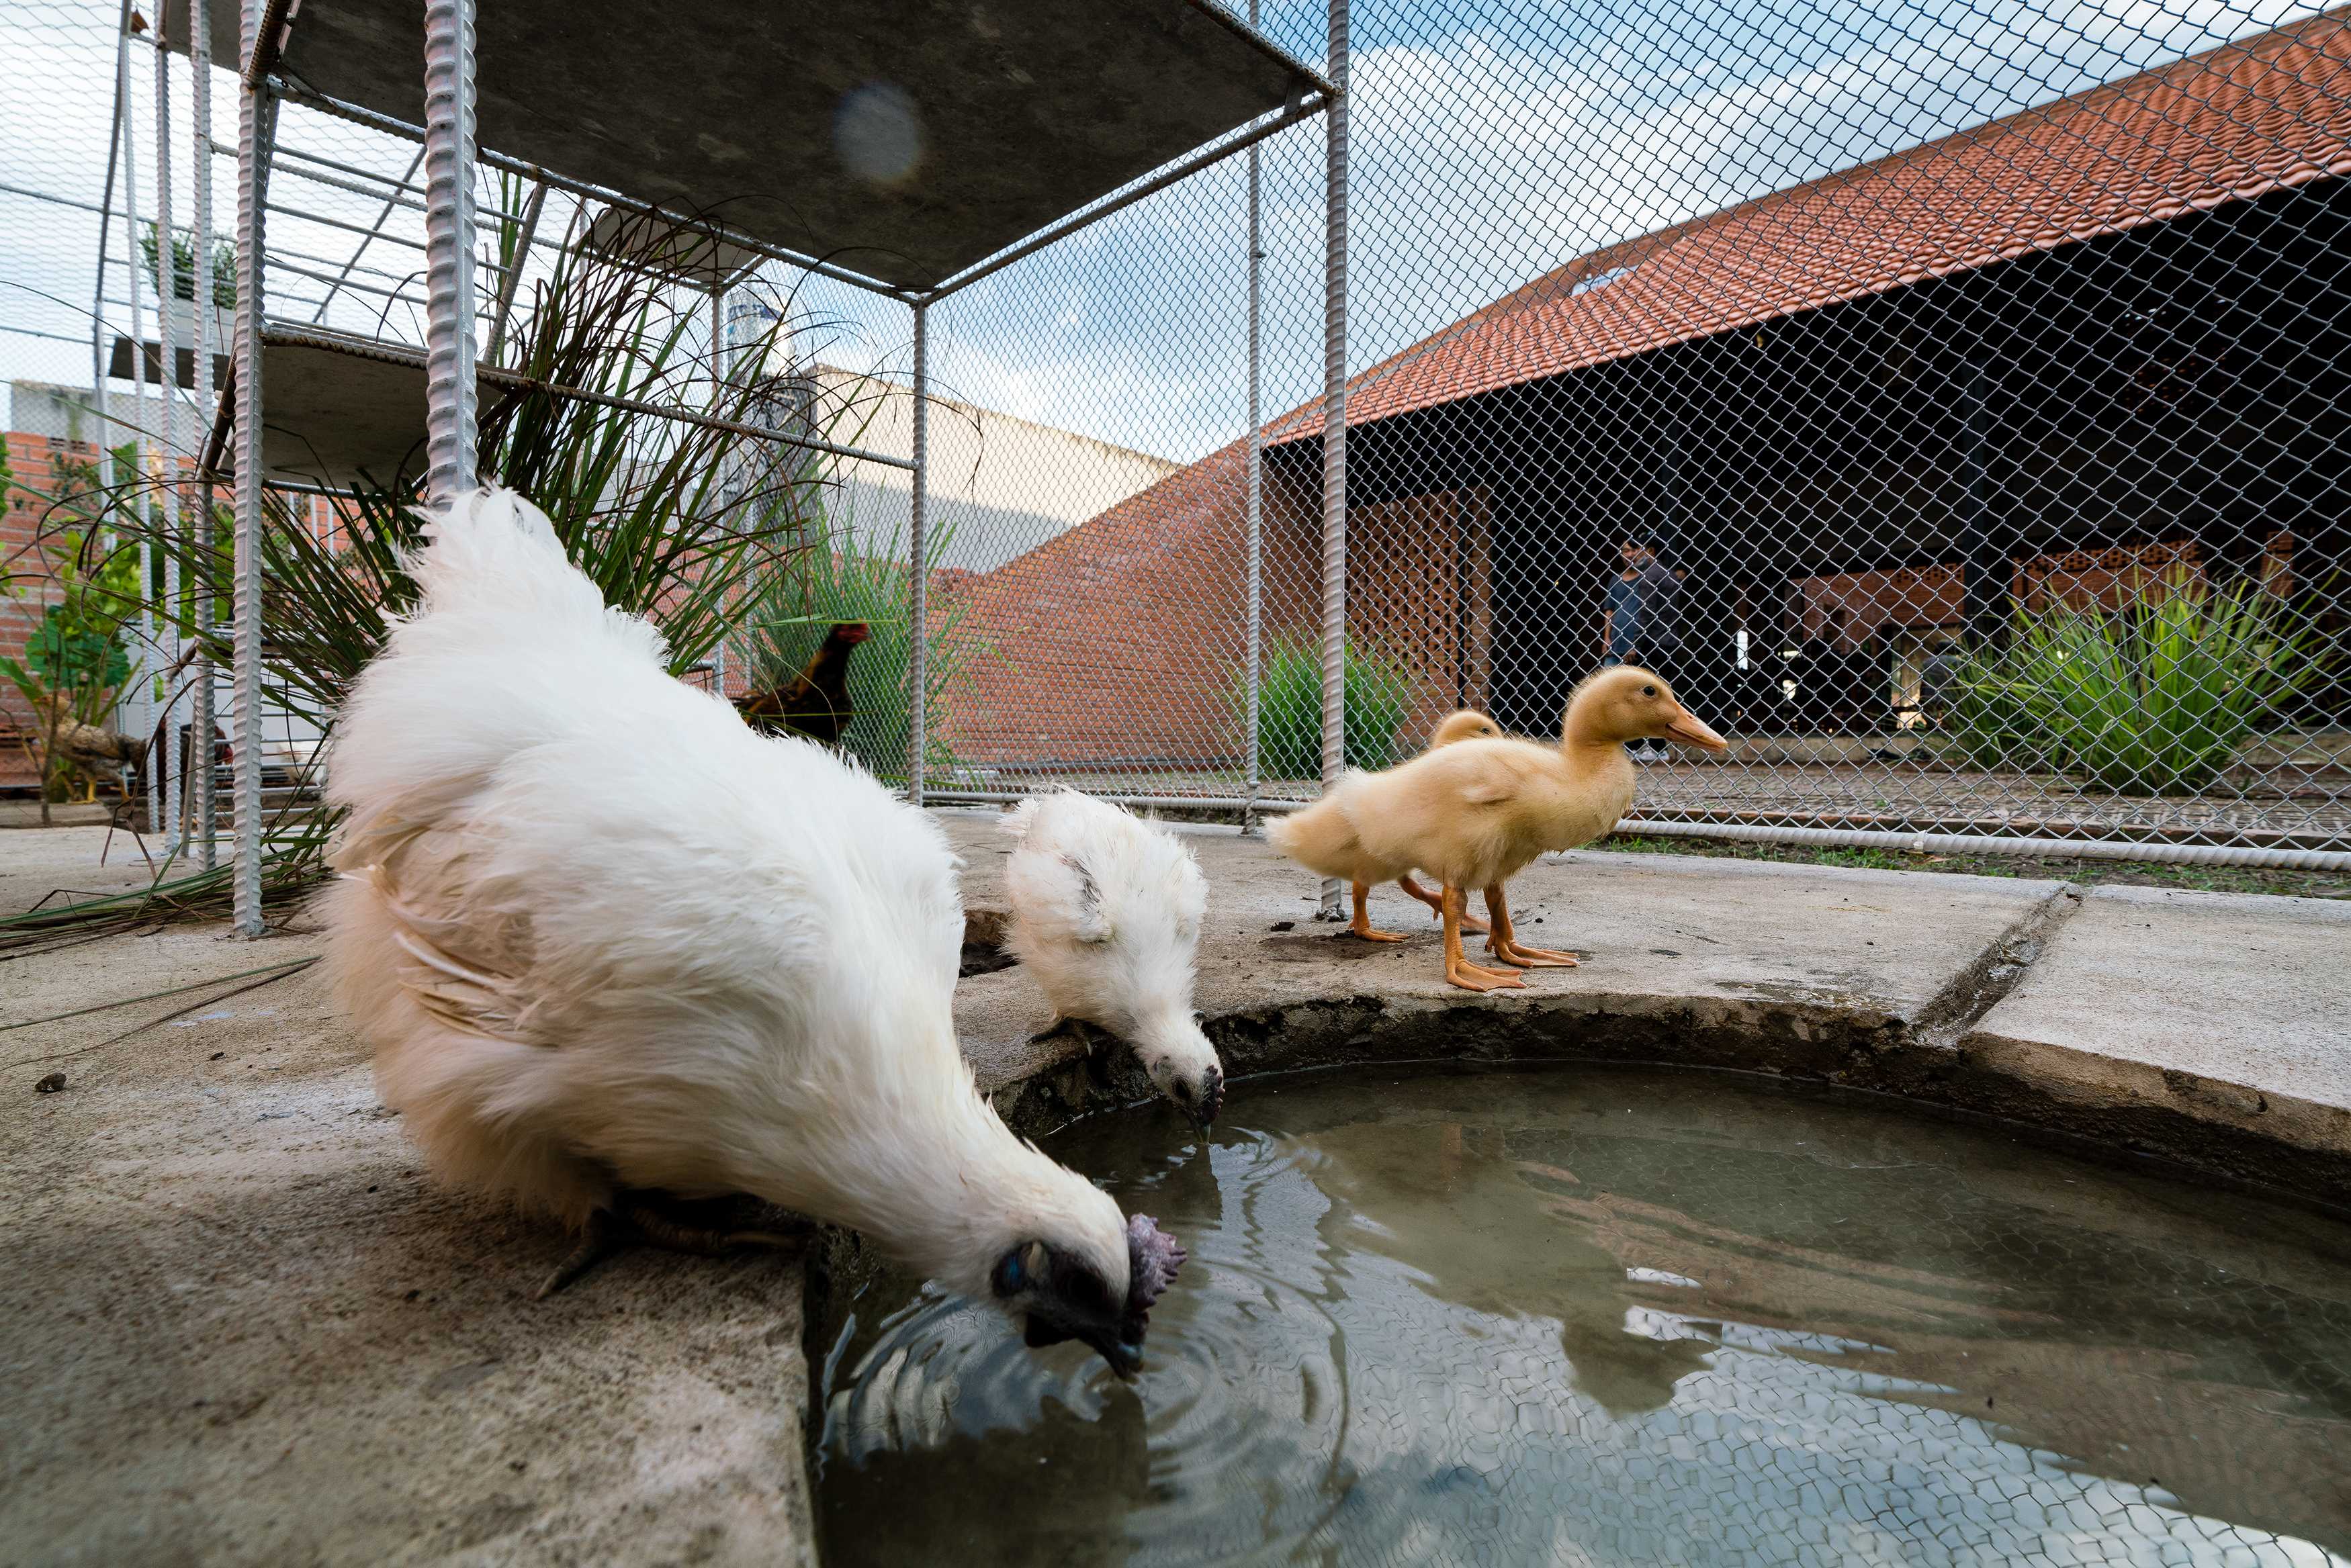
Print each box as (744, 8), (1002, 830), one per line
(1271, 6), (2351, 443)
(935, 11), (2351, 761)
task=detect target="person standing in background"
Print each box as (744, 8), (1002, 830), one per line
(1603, 537), (1682, 755)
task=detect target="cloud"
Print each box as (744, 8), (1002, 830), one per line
(7, 0), (2326, 477)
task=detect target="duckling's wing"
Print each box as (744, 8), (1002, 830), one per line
(1433, 743), (1529, 807)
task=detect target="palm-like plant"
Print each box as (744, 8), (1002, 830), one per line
(3, 208), (884, 949)
(1, 458), (144, 819)
(1933, 637), (2055, 774)
(1946, 569), (2311, 795)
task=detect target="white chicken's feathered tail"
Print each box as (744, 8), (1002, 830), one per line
(407, 486), (666, 661)
(329, 488), (674, 863)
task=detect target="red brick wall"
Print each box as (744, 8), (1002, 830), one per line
(934, 440), (1257, 768)
(932, 444), (1503, 771)
(2, 433), (105, 789)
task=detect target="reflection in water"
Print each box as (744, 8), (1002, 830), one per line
(819, 1066), (2351, 1566)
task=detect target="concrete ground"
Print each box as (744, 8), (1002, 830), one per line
(5, 811), (2348, 1565)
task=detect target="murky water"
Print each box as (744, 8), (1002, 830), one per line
(817, 1066), (2351, 1566)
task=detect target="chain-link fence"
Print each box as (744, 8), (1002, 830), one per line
(3, 0), (2346, 870)
(902, 0), (2351, 866)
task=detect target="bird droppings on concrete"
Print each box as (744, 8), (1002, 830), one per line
(33, 1072), (66, 1093)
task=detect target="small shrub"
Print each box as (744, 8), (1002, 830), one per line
(1940, 571), (2312, 794)
(1933, 640), (2055, 774)
(1244, 633), (1414, 778)
(2015, 572), (2309, 795)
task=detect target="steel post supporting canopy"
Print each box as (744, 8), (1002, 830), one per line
(167, 0), (1327, 291)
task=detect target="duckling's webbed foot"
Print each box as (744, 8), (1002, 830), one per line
(1447, 956), (1527, 991)
(533, 1191), (815, 1300)
(1347, 880), (1411, 943)
(1480, 886), (1580, 969)
(1401, 872), (1487, 934)
(1441, 884), (1527, 993)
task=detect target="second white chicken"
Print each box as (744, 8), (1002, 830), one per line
(1000, 790), (1223, 1127)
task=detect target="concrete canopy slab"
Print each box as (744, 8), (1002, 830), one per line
(171, 0), (1323, 291)
(1962, 883), (2351, 1160)
(237, 327), (710, 489)
(580, 207), (764, 293)
(249, 334), (441, 486)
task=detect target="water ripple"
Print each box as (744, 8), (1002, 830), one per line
(819, 1068), (2351, 1567)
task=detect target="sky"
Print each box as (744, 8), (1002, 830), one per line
(1, 0), (2327, 469)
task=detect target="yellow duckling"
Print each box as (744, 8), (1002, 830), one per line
(1268, 708), (1500, 942)
(1273, 667), (1728, 992)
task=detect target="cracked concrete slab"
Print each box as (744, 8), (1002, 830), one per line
(3, 926), (813, 1568)
(1962, 883), (2351, 1169)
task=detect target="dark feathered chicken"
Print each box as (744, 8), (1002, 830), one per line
(30, 694), (146, 794)
(58, 718), (145, 778)
(734, 622), (869, 744)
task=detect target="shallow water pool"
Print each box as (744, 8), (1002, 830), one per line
(817, 1066), (2351, 1565)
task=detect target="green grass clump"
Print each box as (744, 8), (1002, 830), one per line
(1941, 571), (2312, 794)
(1245, 633), (1414, 778)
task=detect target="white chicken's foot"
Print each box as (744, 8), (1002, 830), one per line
(533, 1191), (815, 1301)
(535, 1209), (623, 1300)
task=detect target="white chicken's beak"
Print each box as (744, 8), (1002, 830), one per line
(1023, 1309), (1143, 1378)
(1188, 1065), (1225, 1132)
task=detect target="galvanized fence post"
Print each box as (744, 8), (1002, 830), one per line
(422, 0), (479, 504)
(190, 0), (218, 869)
(1243, 0), (1264, 835)
(118, 21), (158, 835)
(230, 0), (273, 935)
(152, 22), (184, 854)
(1315, 0), (1349, 917)
(89, 0), (125, 478)
(907, 299), (929, 804)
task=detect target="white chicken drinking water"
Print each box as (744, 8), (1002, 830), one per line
(323, 488), (1182, 1374)
(1000, 790), (1223, 1127)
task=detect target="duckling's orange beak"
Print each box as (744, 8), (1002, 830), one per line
(1662, 706), (1729, 752)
